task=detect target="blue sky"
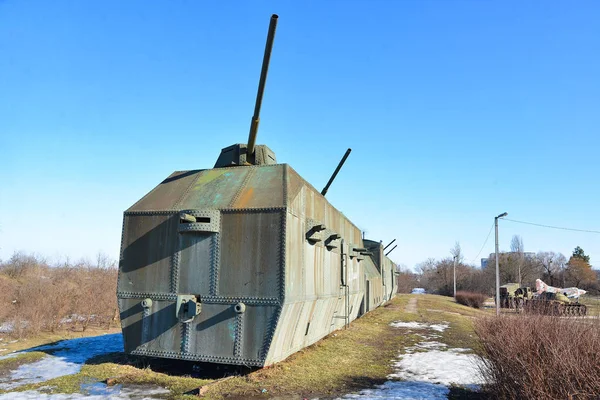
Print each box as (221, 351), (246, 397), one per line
(1, 1), (599, 269)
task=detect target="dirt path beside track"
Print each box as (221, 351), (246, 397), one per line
(405, 297), (418, 314)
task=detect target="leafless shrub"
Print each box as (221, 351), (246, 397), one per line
(12, 277), (55, 336)
(0, 252), (118, 338)
(455, 291), (486, 309)
(0, 276), (17, 322)
(0, 251), (48, 279)
(475, 314), (600, 399)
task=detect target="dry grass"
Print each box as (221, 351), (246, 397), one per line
(579, 295), (600, 317)
(475, 314), (600, 399)
(0, 252), (119, 338)
(455, 291), (486, 309)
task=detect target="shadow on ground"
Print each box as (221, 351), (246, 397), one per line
(448, 385), (488, 400)
(13, 333), (255, 380)
(86, 351), (257, 380)
(16, 333), (123, 359)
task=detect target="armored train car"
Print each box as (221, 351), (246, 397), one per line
(116, 14), (398, 368)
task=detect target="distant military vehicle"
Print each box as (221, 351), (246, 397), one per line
(524, 279), (588, 316)
(116, 14), (398, 368)
(525, 292), (588, 316)
(499, 283), (520, 308)
(513, 286), (534, 311)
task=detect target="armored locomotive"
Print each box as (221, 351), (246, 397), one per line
(116, 14), (398, 367)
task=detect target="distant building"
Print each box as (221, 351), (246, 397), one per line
(481, 252), (536, 268)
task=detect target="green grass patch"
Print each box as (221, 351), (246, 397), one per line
(413, 294), (485, 354)
(0, 351), (47, 378)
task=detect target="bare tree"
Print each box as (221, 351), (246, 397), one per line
(510, 235), (524, 285)
(96, 251), (116, 269)
(396, 264), (420, 293)
(415, 258), (437, 293)
(450, 241), (463, 264)
(556, 253), (567, 287)
(537, 251), (566, 286)
(420, 258), (454, 296)
(396, 263), (410, 273)
(510, 235), (524, 253)
(416, 258), (436, 275)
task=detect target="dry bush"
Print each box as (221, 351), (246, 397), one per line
(475, 314), (600, 399)
(396, 270), (420, 293)
(12, 277), (54, 336)
(0, 276), (17, 323)
(455, 291), (486, 309)
(65, 265), (119, 331)
(0, 252), (119, 337)
(0, 252), (48, 279)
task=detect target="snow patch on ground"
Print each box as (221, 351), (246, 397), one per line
(389, 348), (485, 386)
(428, 324), (450, 333)
(342, 381), (449, 399)
(389, 321), (429, 330)
(0, 385), (170, 399)
(389, 321), (449, 332)
(404, 341), (447, 353)
(339, 320), (485, 399)
(448, 347), (471, 353)
(0, 333), (172, 399)
(0, 333), (123, 390)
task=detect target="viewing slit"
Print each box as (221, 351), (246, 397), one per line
(180, 216), (211, 224)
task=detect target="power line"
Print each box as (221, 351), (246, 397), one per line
(503, 218), (600, 234)
(471, 221), (495, 264)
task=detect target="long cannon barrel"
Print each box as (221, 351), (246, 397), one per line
(247, 14), (278, 157)
(321, 148), (352, 196)
(385, 245), (397, 257)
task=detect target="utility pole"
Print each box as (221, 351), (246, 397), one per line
(517, 248), (522, 287)
(453, 255), (457, 299)
(495, 212), (508, 316)
(562, 261), (566, 288)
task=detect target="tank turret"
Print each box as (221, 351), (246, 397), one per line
(213, 143), (276, 168)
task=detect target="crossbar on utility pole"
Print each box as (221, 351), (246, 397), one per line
(495, 212), (508, 317)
